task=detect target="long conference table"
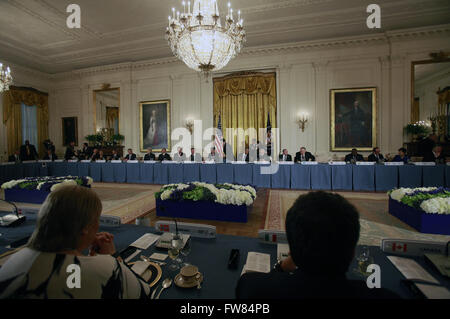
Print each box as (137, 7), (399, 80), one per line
(1, 214), (449, 299)
(0, 161), (448, 191)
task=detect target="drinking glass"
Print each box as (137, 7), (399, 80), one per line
(168, 234), (183, 271)
(354, 246), (373, 277)
(180, 238), (191, 267)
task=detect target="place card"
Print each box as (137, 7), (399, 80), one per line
(384, 162), (404, 166)
(38, 160), (51, 163)
(68, 160), (78, 163)
(183, 161), (196, 164)
(143, 161), (156, 164)
(203, 161), (215, 164)
(413, 162), (436, 166)
(328, 161), (347, 165)
(54, 159), (64, 163)
(356, 162), (375, 166)
(111, 160), (122, 163)
(255, 161), (271, 165)
(232, 161), (247, 165)
(162, 161), (177, 164)
(127, 160), (139, 164)
(301, 161), (318, 165)
(277, 161), (294, 165)
(96, 160), (106, 163)
(81, 160), (91, 163)
(1, 162), (15, 165)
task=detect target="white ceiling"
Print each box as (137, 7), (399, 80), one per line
(0, 0), (449, 74)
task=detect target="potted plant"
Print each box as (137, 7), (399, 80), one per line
(404, 122), (430, 141)
(112, 134), (125, 146)
(85, 134), (97, 146)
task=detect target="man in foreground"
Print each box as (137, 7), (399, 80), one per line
(236, 191), (399, 299)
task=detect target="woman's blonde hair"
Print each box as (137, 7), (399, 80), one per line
(28, 185), (102, 252)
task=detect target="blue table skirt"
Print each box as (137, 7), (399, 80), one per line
(331, 165), (352, 190)
(271, 164), (291, 189)
(252, 164), (271, 188)
(233, 164), (253, 186)
(423, 165), (445, 187)
(311, 164), (332, 190)
(153, 163), (169, 185)
(375, 165), (398, 192)
(89, 163), (102, 182)
(183, 164), (200, 183)
(217, 164), (234, 184)
(126, 163), (140, 184)
(78, 162), (90, 177)
(168, 164), (184, 184)
(48, 162), (68, 177)
(399, 166), (422, 188)
(101, 163), (115, 183)
(114, 163), (127, 183)
(139, 163), (154, 184)
(200, 165), (216, 184)
(353, 165), (375, 191)
(291, 165), (311, 190)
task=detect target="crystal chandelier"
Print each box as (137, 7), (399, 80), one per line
(0, 62), (12, 93)
(166, 0), (246, 76)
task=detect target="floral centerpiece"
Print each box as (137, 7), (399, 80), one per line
(388, 187), (450, 235)
(2, 176), (93, 204)
(155, 182), (257, 223)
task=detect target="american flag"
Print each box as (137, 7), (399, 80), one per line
(267, 111), (272, 132)
(215, 114), (224, 157)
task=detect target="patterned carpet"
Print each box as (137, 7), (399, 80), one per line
(265, 190), (450, 246)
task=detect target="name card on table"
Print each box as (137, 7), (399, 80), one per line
(143, 161), (156, 164)
(255, 161), (271, 165)
(68, 160), (79, 163)
(277, 161), (294, 165)
(111, 160), (122, 163)
(1, 162), (16, 165)
(39, 160), (51, 163)
(301, 161), (318, 165)
(23, 160), (37, 163)
(356, 162), (375, 166)
(127, 160), (139, 164)
(96, 160), (106, 163)
(54, 159), (64, 163)
(232, 161), (247, 165)
(329, 161), (347, 165)
(203, 161), (215, 164)
(162, 161), (177, 164)
(183, 161), (196, 164)
(384, 162), (403, 166)
(413, 162), (436, 166)
(81, 160), (91, 163)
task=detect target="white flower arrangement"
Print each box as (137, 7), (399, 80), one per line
(420, 197), (450, 215)
(1, 179), (27, 190)
(389, 187), (437, 202)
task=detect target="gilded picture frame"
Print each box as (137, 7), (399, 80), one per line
(139, 100), (171, 153)
(62, 117), (78, 146)
(330, 87), (377, 152)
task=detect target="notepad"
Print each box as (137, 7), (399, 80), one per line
(415, 283), (450, 299)
(387, 256), (439, 284)
(242, 252), (271, 275)
(130, 233), (160, 250)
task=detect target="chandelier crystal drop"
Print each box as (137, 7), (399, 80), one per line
(0, 62), (13, 93)
(166, 0), (246, 76)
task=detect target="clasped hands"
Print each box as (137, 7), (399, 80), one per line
(89, 232), (116, 256)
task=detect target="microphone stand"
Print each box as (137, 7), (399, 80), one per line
(0, 199), (27, 227)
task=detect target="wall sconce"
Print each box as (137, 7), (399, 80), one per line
(185, 118), (194, 134)
(296, 112), (309, 132)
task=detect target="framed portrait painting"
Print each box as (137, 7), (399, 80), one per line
(62, 117), (78, 146)
(140, 100), (171, 153)
(330, 88), (377, 152)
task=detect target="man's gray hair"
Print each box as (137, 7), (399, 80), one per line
(28, 185), (102, 252)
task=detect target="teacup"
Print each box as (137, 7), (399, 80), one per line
(179, 265), (199, 283)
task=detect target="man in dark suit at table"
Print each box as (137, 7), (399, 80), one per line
(237, 147), (250, 163)
(90, 148), (100, 162)
(294, 147), (315, 163)
(43, 149), (58, 161)
(65, 141), (76, 160)
(20, 140), (38, 161)
(143, 147), (156, 161)
(189, 148), (203, 162)
(423, 145), (445, 164)
(124, 148), (137, 161)
(8, 150), (21, 163)
(279, 149), (292, 162)
(158, 148), (172, 161)
(368, 147), (384, 163)
(110, 149), (121, 161)
(345, 149), (364, 163)
(236, 191), (400, 299)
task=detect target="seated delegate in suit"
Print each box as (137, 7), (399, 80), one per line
(207, 148), (222, 163)
(64, 141), (76, 160)
(258, 149), (271, 162)
(237, 148), (250, 162)
(90, 148), (100, 162)
(20, 140), (39, 161)
(391, 147), (410, 164)
(344, 149), (364, 163)
(189, 148), (203, 162)
(43, 149), (58, 161)
(8, 150), (21, 163)
(367, 147), (384, 163)
(236, 191), (400, 299)
(294, 147), (316, 163)
(143, 147), (156, 161)
(97, 151), (106, 161)
(0, 185), (151, 299)
(423, 145), (445, 164)
(158, 148), (172, 161)
(124, 149), (137, 161)
(173, 147), (186, 162)
(279, 149), (292, 162)
(110, 149), (121, 161)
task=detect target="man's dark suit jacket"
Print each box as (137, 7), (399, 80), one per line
(158, 153), (172, 161)
(144, 153), (156, 161)
(65, 147), (76, 160)
(111, 154), (121, 161)
(125, 154), (137, 161)
(279, 154), (292, 162)
(294, 152), (316, 163)
(423, 151), (446, 163)
(20, 144), (38, 161)
(236, 269), (400, 299)
(368, 153), (384, 162)
(345, 154), (364, 162)
(8, 154), (20, 163)
(43, 153), (58, 161)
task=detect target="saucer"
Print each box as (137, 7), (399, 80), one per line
(174, 273), (203, 288)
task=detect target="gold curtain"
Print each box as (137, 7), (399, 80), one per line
(2, 87), (49, 157)
(213, 72), (277, 156)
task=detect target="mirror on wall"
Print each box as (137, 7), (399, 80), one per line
(93, 88), (120, 139)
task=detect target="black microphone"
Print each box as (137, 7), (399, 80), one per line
(0, 199), (27, 227)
